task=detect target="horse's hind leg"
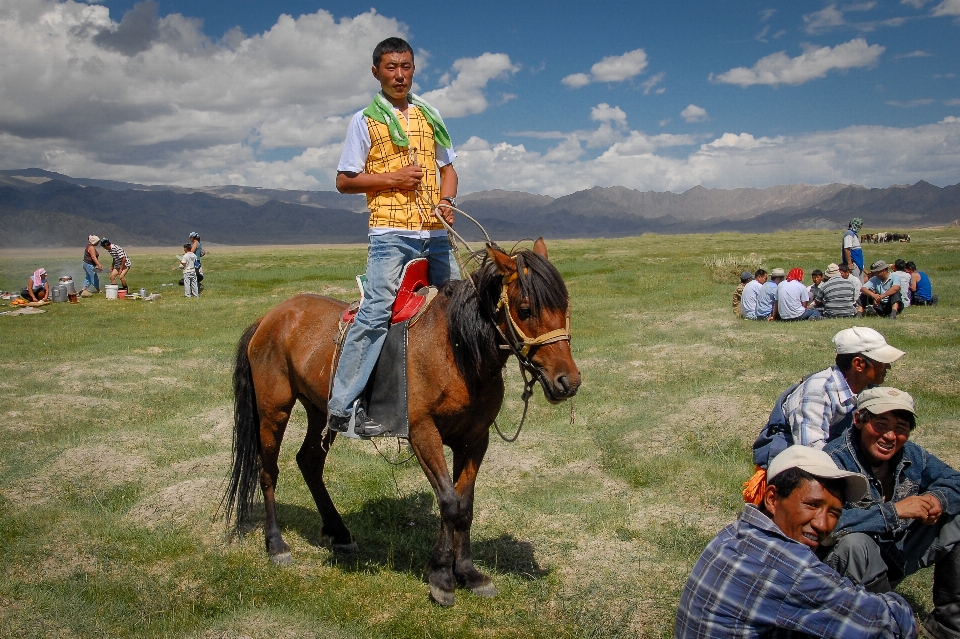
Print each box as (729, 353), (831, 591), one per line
(259, 404), (293, 565)
(297, 401), (356, 552)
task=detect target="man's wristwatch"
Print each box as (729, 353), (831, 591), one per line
(440, 196), (456, 207)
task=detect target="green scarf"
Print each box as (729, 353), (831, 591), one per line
(362, 92), (452, 150)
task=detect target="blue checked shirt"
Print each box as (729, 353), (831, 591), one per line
(675, 505), (916, 638)
(782, 366), (857, 450)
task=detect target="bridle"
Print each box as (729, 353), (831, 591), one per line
(490, 253), (572, 441)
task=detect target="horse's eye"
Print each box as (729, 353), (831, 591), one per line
(518, 304), (532, 320)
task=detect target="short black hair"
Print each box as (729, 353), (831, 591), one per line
(373, 37), (414, 67)
(812, 269), (823, 277)
(767, 467), (847, 502)
(839, 262), (850, 271)
(906, 261), (917, 270)
(754, 268), (767, 278)
(183, 243), (192, 250)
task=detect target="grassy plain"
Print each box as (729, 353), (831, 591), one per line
(1, 229), (958, 638)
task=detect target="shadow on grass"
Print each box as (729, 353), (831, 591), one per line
(273, 491), (550, 581)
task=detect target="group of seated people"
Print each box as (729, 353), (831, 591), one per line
(675, 327), (958, 638)
(735, 259), (937, 321)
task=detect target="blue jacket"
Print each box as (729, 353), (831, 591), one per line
(826, 427), (960, 572)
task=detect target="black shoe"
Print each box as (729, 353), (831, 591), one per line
(354, 405), (388, 437)
(328, 413), (350, 433)
(887, 307), (898, 320)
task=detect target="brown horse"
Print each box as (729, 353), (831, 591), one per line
(223, 238), (580, 606)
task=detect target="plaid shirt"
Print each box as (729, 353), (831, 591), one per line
(782, 366), (856, 450)
(675, 505), (916, 638)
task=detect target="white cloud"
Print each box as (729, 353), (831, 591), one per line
(642, 72), (666, 95)
(419, 53), (519, 118)
(681, 104), (708, 123)
(590, 103), (628, 127)
(454, 117), (960, 196)
(902, 0), (928, 8)
(712, 38), (885, 87)
(886, 98), (934, 107)
(561, 48), (649, 88)
(0, 1), (516, 188)
(931, 0), (960, 15)
(804, 4), (846, 33)
(894, 50), (932, 58)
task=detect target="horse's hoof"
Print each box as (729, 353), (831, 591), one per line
(469, 581), (498, 598)
(429, 584), (455, 607)
(332, 541), (359, 554)
(270, 551), (293, 566)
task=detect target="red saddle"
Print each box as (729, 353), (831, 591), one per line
(341, 258), (430, 325)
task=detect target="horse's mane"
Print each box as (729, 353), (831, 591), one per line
(442, 247), (569, 390)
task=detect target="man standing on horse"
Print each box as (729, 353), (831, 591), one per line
(327, 37), (460, 437)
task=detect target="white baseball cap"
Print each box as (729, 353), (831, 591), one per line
(833, 327), (905, 364)
(768, 445), (869, 502)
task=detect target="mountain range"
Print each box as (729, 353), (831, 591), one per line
(1, 168), (958, 247)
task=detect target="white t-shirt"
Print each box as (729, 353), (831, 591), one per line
(180, 251), (197, 273)
(842, 231), (861, 250)
(338, 103), (457, 240)
(776, 279), (809, 319)
(740, 279), (762, 319)
(894, 271), (912, 306)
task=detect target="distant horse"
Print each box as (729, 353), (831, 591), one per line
(224, 239), (580, 606)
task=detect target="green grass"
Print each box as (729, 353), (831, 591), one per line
(1, 229), (958, 637)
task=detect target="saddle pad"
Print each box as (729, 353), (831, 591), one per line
(337, 320), (410, 440)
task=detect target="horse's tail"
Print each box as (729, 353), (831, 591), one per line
(223, 319), (263, 535)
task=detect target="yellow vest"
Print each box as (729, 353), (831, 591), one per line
(364, 106), (443, 231)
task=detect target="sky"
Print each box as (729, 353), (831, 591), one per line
(0, 0), (958, 195)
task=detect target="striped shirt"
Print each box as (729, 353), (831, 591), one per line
(675, 505), (916, 639)
(781, 366), (856, 450)
(815, 276), (858, 318)
(108, 244), (131, 268)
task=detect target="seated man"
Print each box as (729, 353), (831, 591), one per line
(733, 270), (752, 317)
(892, 259), (912, 309)
(825, 387), (960, 639)
(740, 269), (766, 320)
(816, 263), (859, 319)
(676, 445), (915, 638)
(806, 268), (824, 306)
(752, 326), (905, 469)
(860, 260), (903, 319)
(774, 267), (821, 321)
(906, 261), (938, 306)
(758, 267), (783, 321)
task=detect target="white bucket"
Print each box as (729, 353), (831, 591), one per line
(105, 284), (119, 300)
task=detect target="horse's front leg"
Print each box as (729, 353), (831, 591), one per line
(409, 424), (460, 606)
(451, 431), (496, 597)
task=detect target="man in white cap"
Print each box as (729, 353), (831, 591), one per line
(752, 327), (905, 469)
(826, 388), (960, 639)
(677, 445), (915, 638)
(860, 259), (903, 319)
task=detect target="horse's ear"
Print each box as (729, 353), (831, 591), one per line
(486, 245), (517, 277)
(533, 237), (548, 260)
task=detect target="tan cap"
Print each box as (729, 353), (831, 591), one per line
(770, 267), (786, 278)
(833, 327), (905, 363)
(824, 263), (840, 279)
(857, 387), (915, 416)
(768, 445), (869, 502)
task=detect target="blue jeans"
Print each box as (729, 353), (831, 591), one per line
(82, 262), (100, 292)
(327, 233), (459, 418)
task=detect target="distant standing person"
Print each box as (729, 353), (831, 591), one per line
(842, 218), (865, 281)
(906, 261), (938, 306)
(733, 271), (752, 317)
(82, 234), (103, 295)
(188, 232), (205, 290)
(100, 238), (131, 290)
(21, 268), (50, 301)
(179, 243), (199, 298)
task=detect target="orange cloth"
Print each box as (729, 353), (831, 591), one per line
(742, 466), (767, 505)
